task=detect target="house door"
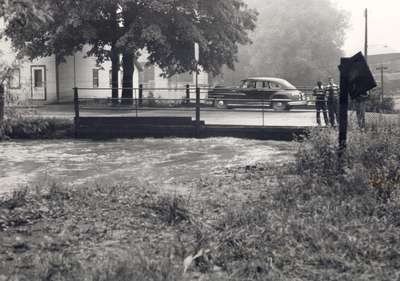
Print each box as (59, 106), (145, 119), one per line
(31, 66), (46, 100)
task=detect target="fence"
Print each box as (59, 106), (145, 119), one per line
(72, 85), (319, 128)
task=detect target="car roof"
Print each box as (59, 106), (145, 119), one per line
(243, 77), (297, 89)
(245, 77), (289, 83)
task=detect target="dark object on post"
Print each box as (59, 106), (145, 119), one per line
(0, 84), (4, 122)
(346, 52), (377, 100)
(186, 84), (190, 104)
(337, 52), (376, 157)
(139, 84), (143, 107)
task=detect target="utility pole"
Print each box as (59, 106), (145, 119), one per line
(364, 8), (368, 62)
(376, 65), (388, 108)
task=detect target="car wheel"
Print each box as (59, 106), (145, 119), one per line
(272, 101), (289, 111)
(215, 99), (227, 109)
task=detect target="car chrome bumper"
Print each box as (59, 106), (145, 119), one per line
(288, 100), (308, 106)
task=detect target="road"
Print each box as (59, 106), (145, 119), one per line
(30, 104), (318, 127)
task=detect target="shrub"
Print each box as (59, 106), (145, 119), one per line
(349, 89), (395, 113)
(294, 121), (400, 201)
(0, 117), (73, 139)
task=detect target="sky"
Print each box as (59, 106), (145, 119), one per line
(333, 0), (400, 55)
(1, 0), (400, 58)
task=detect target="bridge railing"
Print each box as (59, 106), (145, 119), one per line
(73, 85), (315, 130)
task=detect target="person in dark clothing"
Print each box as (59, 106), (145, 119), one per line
(313, 81), (329, 126)
(325, 77), (339, 127)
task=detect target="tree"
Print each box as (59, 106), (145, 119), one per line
(1, 0), (122, 100)
(220, 0), (349, 87)
(117, 0), (258, 100)
(1, 0), (257, 102)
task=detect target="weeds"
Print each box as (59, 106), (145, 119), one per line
(1, 117), (400, 280)
(146, 194), (192, 225)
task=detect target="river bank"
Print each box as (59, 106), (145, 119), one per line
(1, 124), (400, 280)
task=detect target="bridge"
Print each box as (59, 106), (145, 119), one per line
(73, 86), (314, 140)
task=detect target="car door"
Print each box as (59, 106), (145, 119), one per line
(232, 79), (252, 105)
(239, 80), (259, 105)
(267, 81), (282, 100)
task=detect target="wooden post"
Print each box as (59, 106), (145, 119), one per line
(338, 58), (349, 165)
(186, 84), (190, 104)
(139, 84), (143, 107)
(196, 87), (201, 136)
(73, 87), (79, 137)
(0, 84), (4, 122)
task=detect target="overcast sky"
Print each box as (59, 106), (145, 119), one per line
(333, 0), (400, 55)
(1, 0), (400, 58)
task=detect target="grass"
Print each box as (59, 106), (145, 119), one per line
(1, 117), (400, 280)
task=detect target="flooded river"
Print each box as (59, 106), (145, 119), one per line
(0, 138), (295, 194)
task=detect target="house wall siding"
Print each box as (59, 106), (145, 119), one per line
(8, 56), (58, 104)
(58, 46), (140, 102)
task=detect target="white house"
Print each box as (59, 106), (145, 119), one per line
(3, 44), (140, 104)
(2, 40), (208, 104)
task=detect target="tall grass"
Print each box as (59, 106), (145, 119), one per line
(2, 118), (400, 280)
(212, 119), (400, 280)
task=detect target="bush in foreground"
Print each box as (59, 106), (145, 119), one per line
(0, 117), (73, 140)
(212, 122), (400, 280)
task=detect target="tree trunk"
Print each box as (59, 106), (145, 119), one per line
(110, 6), (119, 104)
(111, 44), (119, 104)
(0, 84), (4, 122)
(121, 52), (134, 105)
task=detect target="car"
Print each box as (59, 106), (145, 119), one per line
(208, 77), (307, 111)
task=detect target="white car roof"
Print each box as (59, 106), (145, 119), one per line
(244, 77), (297, 89)
(246, 77), (288, 83)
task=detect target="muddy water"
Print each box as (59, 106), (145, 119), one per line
(0, 138), (295, 194)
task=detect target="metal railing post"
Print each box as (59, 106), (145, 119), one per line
(262, 98), (265, 127)
(186, 84), (190, 104)
(196, 87), (201, 136)
(135, 89), (138, 117)
(73, 87), (79, 137)
(139, 84), (143, 107)
(0, 84), (4, 122)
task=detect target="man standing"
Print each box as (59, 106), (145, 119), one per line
(325, 77), (339, 127)
(313, 81), (329, 126)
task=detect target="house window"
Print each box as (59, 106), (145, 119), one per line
(93, 69), (99, 88)
(9, 68), (21, 89)
(34, 69), (43, 87)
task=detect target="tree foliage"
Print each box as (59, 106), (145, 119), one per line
(220, 0), (349, 86)
(1, 0), (257, 83)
